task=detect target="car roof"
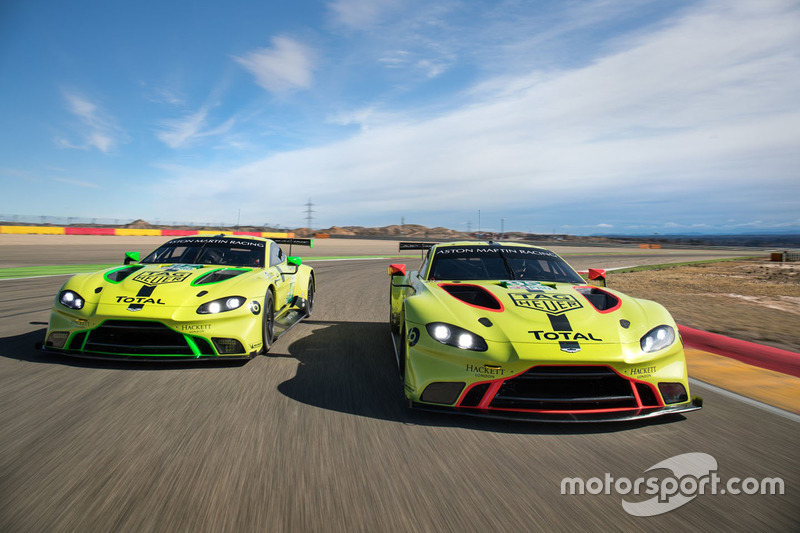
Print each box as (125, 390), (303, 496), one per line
(164, 234), (270, 244)
(433, 241), (552, 252)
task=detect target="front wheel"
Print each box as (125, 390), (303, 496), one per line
(304, 277), (315, 317)
(398, 323), (407, 380)
(262, 292), (275, 354)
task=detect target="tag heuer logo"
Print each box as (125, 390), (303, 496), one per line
(132, 271), (193, 286)
(510, 293), (583, 315)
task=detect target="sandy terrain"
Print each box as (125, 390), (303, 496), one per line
(611, 260), (800, 352)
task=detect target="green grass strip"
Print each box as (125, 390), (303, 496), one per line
(0, 264), (118, 280)
(611, 256), (760, 274)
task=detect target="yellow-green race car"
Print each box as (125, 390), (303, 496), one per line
(39, 235), (315, 360)
(389, 241), (702, 422)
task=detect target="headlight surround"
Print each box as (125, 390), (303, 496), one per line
(59, 290), (85, 310)
(640, 325), (676, 353)
(425, 322), (488, 352)
(197, 296), (246, 314)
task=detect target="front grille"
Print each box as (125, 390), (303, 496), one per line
(489, 366), (637, 411)
(84, 320), (193, 355)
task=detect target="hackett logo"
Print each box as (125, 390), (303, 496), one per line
(132, 271), (193, 286)
(510, 293), (583, 315)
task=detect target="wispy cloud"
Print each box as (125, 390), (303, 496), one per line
(153, 0), (800, 231)
(156, 107), (236, 149)
(234, 37), (315, 94)
(327, 0), (398, 29)
(53, 177), (102, 189)
(57, 91), (125, 152)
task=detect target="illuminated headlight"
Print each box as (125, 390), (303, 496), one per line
(425, 322), (488, 352)
(59, 290), (85, 310)
(197, 296), (245, 314)
(640, 325), (676, 353)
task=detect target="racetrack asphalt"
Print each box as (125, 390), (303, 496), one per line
(0, 248), (797, 531)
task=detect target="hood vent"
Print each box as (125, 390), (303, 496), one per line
(192, 268), (249, 286)
(576, 287), (621, 313)
(440, 284), (503, 311)
(104, 265), (144, 283)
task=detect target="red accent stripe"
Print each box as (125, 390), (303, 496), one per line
(457, 364), (664, 413)
(574, 286), (622, 314)
(64, 227), (115, 235)
(679, 325), (800, 378)
(161, 230), (199, 236)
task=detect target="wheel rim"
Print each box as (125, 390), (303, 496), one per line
(265, 299), (274, 343)
(307, 281), (314, 314)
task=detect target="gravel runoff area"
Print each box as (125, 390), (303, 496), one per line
(610, 260), (800, 353)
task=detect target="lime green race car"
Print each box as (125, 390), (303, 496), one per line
(40, 235), (315, 360)
(389, 241), (702, 422)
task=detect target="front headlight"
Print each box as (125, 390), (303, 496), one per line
(425, 322), (488, 352)
(640, 325), (676, 353)
(59, 290), (85, 310)
(197, 296), (246, 314)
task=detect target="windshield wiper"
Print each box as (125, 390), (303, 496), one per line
(496, 249), (516, 280)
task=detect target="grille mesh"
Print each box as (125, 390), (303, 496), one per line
(489, 366), (637, 411)
(84, 320), (193, 355)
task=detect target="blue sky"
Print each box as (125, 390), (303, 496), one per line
(1, 0), (798, 234)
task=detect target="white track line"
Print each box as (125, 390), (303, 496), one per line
(690, 378), (800, 423)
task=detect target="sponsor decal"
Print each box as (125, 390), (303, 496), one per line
(167, 237), (264, 248)
(502, 280), (555, 292)
(466, 363), (507, 378)
(435, 246), (558, 258)
(73, 318), (90, 328)
(511, 293), (583, 315)
(161, 264), (203, 271)
(250, 301), (261, 315)
(408, 327), (420, 347)
(133, 271), (193, 286)
(180, 324), (212, 332)
(529, 330), (603, 341)
(628, 366), (657, 378)
(250, 342), (263, 350)
(115, 296), (166, 305)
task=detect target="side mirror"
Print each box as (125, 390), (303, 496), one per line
(586, 268), (607, 287)
(389, 264), (407, 276)
(124, 251), (140, 265)
(284, 256), (302, 274)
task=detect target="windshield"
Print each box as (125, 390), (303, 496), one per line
(141, 237), (265, 267)
(428, 245), (584, 283)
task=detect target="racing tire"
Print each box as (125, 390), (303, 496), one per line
(304, 277), (315, 317)
(262, 292), (275, 354)
(389, 288), (400, 334)
(398, 323), (407, 381)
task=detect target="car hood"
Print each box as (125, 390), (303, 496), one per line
(413, 280), (663, 345)
(70, 263), (262, 308)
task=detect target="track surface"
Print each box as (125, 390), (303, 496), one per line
(1, 250), (797, 531)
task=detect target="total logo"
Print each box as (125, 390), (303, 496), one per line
(115, 296), (166, 305)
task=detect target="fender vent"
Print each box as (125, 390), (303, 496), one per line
(192, 268), (249, 286)
(575, 287), (620, 312)
(439, 284), (503, 311)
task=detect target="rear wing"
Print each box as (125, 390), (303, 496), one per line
(398, 242), (437, 251)
(272, 238), (314, 256)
